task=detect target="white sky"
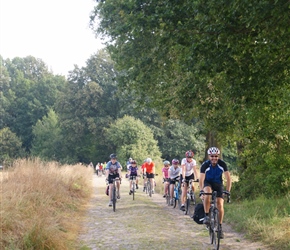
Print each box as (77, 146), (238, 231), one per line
(0, 0), (104, 76)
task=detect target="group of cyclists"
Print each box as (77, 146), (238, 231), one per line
(104, 147), (232, 239)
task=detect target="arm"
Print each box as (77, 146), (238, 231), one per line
(199, 173), (205, 191)
(181, 164), (186, 179)
(224, 171), (232, 192)
(193, 165), (199, 181)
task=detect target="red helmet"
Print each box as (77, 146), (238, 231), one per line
(185, 150), (194, 158)
(172, 159), (179, 165)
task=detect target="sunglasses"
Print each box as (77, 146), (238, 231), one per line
(210, 155), (218, 158)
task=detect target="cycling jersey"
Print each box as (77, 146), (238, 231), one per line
(106, 161), (122, 175)
(162, 167), (169, 178)
(181, 158), (197, 177)
(143, 162), (155, 173)
(169, 166), (181, 179)
(128, 165), (138, 176)
(200, 159), (228, 184)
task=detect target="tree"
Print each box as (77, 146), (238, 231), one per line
(104, 115), (162, 166)
(0, 127), (25, 164)
(31, 109), (62, 161)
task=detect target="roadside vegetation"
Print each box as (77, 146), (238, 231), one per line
(0, 159), (93, 250)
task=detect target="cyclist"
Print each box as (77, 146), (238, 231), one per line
(105, 154), (122, 207)
(162, 160), (170, 198)
(180, 150), (199, 211)
(169, 158), (181, 205)
(128, 160), (139, 194)
(143, 158), (155, 193)
(141, 159), (147, 192)
(199, 147), (232, 239)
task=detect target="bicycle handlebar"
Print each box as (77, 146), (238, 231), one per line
(201, 191), (231, 203)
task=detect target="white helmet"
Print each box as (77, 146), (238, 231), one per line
(207, 147), (220, 155)
(146, 158), (152, 163)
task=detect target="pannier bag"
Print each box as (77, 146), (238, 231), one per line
(193, 203), (205, 224)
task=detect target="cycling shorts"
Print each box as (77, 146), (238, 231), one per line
(129, 174), (138, 180)
(108, 173), (120, 184)
(146, 172), (154, 179)
(170, 176), (180, 185)
(181, 173), (194, 184)
(204, 181), (223, 198)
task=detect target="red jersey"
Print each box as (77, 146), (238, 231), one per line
(143, 162), (155, 174)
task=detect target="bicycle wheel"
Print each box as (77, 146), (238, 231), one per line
(132, 182), (135, 200)
(148, 181), (152, 197)
(166, 184), (170, 205)
(112, 185), (116, 212)
(185, 194), (190, 215)
(213, 208), (221, 250)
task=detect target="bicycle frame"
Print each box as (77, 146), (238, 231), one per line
(184, 179), (197, 216)
(111, 178), (120, 212)
(173, 179), (181, 209)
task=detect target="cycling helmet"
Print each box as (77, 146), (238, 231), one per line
(163, 160), (170, 165)
(146, 158), (152, 163)
(110, 153), (117, 159)
(172, 159), (179, 165)
(207, 147), (220, 155)
(131, 160), (137, 164)
(185, 150), (194, 158)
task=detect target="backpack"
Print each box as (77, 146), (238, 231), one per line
(193, 203), (205, 224)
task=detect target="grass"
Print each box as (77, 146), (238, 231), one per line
(224, 194), (290, 249)
(0, 158), (93, 250)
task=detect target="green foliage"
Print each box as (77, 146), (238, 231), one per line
(0, 127), (25, 164)
(105, 115), (162, 165)
(31, 109), (62, 161)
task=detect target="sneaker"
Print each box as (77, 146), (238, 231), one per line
(219, 228), (224, 239)
(170, 199), (174, 206)
(180, 204), (185, 211)
(129, 190), (132, 195)
(117, 192), (120, 199)
(143, 187), (146, 192)
(136, 184), (138, 189)
(163, 194), (166, 198)
(203, 216), (210, 225)
(108, 200), (113, 206)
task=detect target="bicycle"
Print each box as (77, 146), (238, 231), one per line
(163, 178), (170, 205)
(146, 174), (158, 197)
(184, 179), (199, 216)
(172, 178), (182, 209)
(111, 177), (120, 212)
(204, 191), (230, 250)
(130, 175), (139, 200)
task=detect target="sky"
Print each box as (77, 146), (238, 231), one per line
(0, 0), (104, 76)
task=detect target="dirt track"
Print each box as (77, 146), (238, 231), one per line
(78, 174), (270, 250)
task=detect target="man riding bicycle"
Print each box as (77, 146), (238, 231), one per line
(180, 150), (199, 211)
(105, 154), (122, 207)
(199, 147), (232, 239)
(143, 158), (155, 194)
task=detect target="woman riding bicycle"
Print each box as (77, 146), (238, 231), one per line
(180, 150), (199, 211)
(128, 160), (139, 194)
(169, 158), (181, 206)
(105, 154), (122, 207)
(199, 147), (232, 239)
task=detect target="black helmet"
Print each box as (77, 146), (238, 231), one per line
(110, 153), (117, 159)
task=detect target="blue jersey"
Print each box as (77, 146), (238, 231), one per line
(106, 161), (121, 175)
(128, 165), (138, 175)
(200, 159), (228, 184)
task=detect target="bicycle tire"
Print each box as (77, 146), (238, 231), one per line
(148, 181), (152, 197)
(166, 184), (170, 205)
(112, 185), (116, 212)
(173, 187), (177, 208)
(213, 208), (221, 250)
(132, 182), (135, 201)
(185, 195), (190, 215)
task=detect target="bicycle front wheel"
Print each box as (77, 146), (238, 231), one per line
(213, 208), (221, 250)
(148, 181), (152, 197)
(132, 182), (135, 201)
(112, 185), (116, 212)
(185, 196), (190, 215)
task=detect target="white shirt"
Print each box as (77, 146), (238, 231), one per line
(181, 158), (197, 177)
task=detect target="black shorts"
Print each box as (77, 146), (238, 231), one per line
(108, 173), (120, 184)
(146, 172), (154, 179)
(181, 173), (194, 184)
(204, 181), (223, 198)
(129, 174), (137, 180)
(170, 176), (180, 185)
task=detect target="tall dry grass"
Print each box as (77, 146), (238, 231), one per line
(0, 158), (93, 250)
